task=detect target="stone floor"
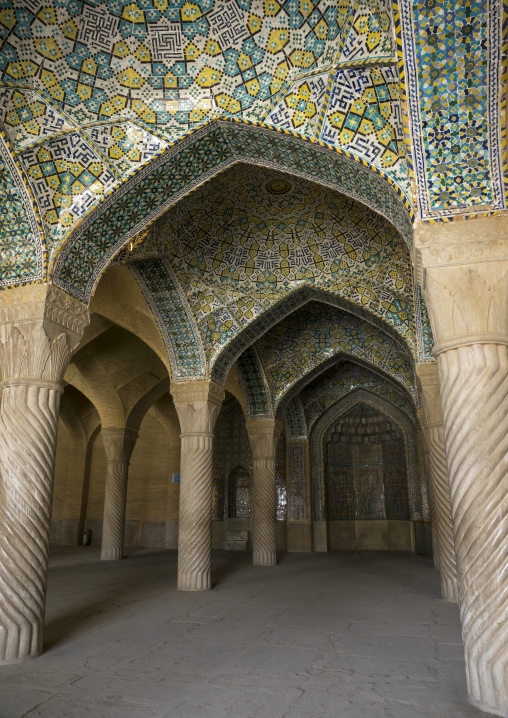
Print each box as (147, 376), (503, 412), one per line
(0, 547), (489, 718)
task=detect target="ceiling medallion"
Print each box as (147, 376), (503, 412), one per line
(264, 178), (293, 196)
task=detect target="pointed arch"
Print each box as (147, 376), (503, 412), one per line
(310, 388), (422, 522)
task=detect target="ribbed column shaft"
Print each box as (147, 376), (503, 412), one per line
(171, 380), (224, 592)
(252, 456), (277, 566)
(100, 429), (138, 561)
(438, 344), (508, 715)
(178, 433), (214, 590)
(426, 425), (458, 602)
(247, 419), (280, 567)
(0, 384), (61, 662)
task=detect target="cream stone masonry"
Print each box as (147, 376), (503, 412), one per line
(415, 214), (508, 717)
(246, 419), (283, 566)
(100, 428), (139, 561)
(417, 410), (440, 570)
(0, 284), (89, 662)
(416, 367), (458, 602)
(170, 380), (225, 591)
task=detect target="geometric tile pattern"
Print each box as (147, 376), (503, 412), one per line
(236, 345), (272, 418)
(398, 0), (506, 219)
(0, 129), (43, 286)
(266, 71), (330, 137)
(254, 301), (415, 408)
(0, 87), (73, 151)
(337, 0), (394, 63)
(300, 359), (416, 432)
(320, 66), (410, 197)
(0, 0), (341, 133)
(284, 395), (307, 439)
(131, 258), (206, 380)
(21, 131), (117, 246)
(135, 162), (414, 373)
(83, 122), (168, 178)
(55, 121), (412, 301)
(413, 282), (434, 362)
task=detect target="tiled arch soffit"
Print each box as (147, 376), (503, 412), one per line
(238, 300), (416, 419)
(281, 356), (416, 439)
(0, 0), (505, 295)
(310, 388), (422, 521)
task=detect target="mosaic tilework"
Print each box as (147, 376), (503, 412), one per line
(55, 120), (412, 302)
(300, 359), (416, 431)
(288, 440), (308, 520)
(285, 395), (307, 439)
(276, 429), (287, 520)
(413, 282), (434, 362)
(320, 66), (410, 197)
(83, 122), (168, 177)
(20, 131), (117, 245)
(235, 345), (272, 417)
(212, 396), (252, 520)
(337, 0), (394, 63)
(398, 0), (506, 218)
(310, 386), (421, 520)
(0, 0), (340, 134)
(0, 129), (43, 286)
(254, 301), (415, 408)
(131, 258), (206, 379)
(266, 70), (330, 136)
(0, 87), (73, 151)
(124, 162), (413, 378)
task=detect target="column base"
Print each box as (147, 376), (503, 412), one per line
(469, 696), (506, 717)
(101, 548), (123, 560)
(441, 575), (459, 604)
(177, 571), (211, 591)
(0, 650), (42, 665)
(253, 550), (277, 566)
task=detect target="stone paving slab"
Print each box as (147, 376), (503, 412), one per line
(0, 547), (491, 718)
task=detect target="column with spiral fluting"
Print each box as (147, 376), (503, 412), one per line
(438, 344), (508, 712)
(0, 381), (63, 661)
(0, 284), (88, 662)
(416, 214), (508, 715)
(246, 419), (281, 566)
(416, 367), (458, 602)
(100, 428), (138, 561)
(171, 380), (224, 591)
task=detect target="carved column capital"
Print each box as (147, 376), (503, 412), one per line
(0, 284), (89, 385)
(414, 216), (508, 354)
(170, 379), (225, 435)
(246, 418), (283, 459)
(101, 427), (138, 464)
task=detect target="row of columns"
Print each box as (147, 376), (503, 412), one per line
(0, 215), (507, 716)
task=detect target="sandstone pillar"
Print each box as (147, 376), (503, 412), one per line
(0, 285), (88, 662)
(246, 419), (282, 566)
(416, 367), (458, 602)
(416, 215), (508, 715)
(100, 428), (138, 561)
(170, 380), (224, 591)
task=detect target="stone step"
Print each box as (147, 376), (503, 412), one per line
(224, 530), (248, 541)
(223, 540), (248, 551)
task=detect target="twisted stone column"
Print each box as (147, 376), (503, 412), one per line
(171, 380), (224, 591)
(0, 285), (88, 662)
(416, 214), (508, 715)
(100, 428), (138, 561)
(246, 419), (282, 566)
(416, 367), (458, 602)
